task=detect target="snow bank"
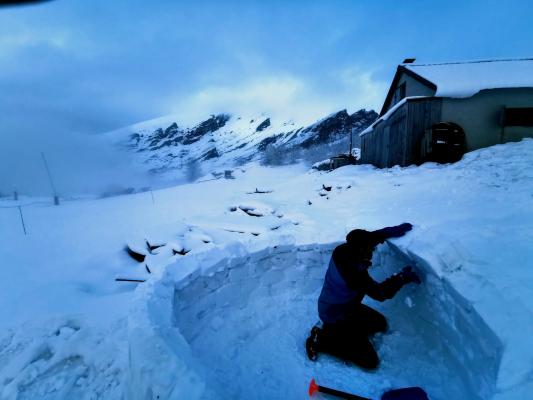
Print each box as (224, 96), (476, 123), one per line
(0, 317), (126, 399)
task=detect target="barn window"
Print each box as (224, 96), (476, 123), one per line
(502, 107), (533, 126)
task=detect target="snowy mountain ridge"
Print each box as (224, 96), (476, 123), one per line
(109, 109), (378, 176)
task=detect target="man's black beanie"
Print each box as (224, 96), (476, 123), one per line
(346, 229), (377, 247)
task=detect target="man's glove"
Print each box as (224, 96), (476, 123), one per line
(371, 223), (414, 244)
(398, 223), (413, 234)
(399, 265), (421, 284)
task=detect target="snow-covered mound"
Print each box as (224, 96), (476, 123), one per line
(107, 109), (377, 178)
(1, 139), (532, 399)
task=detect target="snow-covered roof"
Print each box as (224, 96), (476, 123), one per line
(404, 58), (533, 97)
(360, 96), (426, 137)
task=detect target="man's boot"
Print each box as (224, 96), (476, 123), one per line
(305, 325), (322, 361)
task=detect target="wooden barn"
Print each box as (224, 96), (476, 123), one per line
(360, 58), (533, 167)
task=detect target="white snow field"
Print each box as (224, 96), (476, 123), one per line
(1, 139), (532, 399)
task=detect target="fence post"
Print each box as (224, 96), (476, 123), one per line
(18, 206), (27, 235)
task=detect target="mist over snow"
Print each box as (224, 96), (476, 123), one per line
(0, 128), (151, 196)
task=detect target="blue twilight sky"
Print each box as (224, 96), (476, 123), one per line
(1, 0), (532, 194)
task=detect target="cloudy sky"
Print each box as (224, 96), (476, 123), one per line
(1, 0), (532, 195)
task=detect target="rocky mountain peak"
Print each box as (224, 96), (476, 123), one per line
(255, 118), (271, 132)
(298, 109), (378, 148)
(116, 108), (377, 175)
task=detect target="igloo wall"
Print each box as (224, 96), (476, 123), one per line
(171, 243), (502, 400)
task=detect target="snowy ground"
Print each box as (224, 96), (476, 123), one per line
(1, 139), (532, 399)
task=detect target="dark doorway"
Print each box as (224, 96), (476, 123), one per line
(425, 122), (466, 163)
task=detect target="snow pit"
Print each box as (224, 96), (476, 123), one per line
(144, 243), (502, 399)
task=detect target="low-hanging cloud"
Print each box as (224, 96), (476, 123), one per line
(167, 70), (387, 126)
(0, 66), (387, 197)
(0, 127), (151, 198)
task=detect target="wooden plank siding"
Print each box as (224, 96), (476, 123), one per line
(361, 98), (442, 167)
(405, 98), (442, 165)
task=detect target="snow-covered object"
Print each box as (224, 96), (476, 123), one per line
(126, 239), (149, 256)
(311, 158), (332, 170)
(359, 97), (425, 136)
(361, 59), (533, 138)
(405, 58), (533, 97)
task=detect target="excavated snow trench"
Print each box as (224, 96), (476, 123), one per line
(173, 243), (501, 400)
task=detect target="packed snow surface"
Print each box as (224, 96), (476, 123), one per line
(1, 139), (532, 399)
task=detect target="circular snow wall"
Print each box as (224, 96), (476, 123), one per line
(170, 243), (501, 400)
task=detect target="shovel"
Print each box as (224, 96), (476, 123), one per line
(309, 378), (429, 400)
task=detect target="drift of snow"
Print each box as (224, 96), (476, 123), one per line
(1, 139), (532, 399)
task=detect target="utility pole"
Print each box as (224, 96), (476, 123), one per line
(41, 152), (60, 205)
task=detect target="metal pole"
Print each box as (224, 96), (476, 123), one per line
(18, 206), (27, 235)
(349, 127), (353, 157)
(115, 278), (146, 283)
(41, 152), (59, 205)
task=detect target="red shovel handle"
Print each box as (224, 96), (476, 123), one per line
(309, 378), (370, 400)
(309, 378), (428, 400)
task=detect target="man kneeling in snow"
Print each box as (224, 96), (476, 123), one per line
(307, 224), (420, 369)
